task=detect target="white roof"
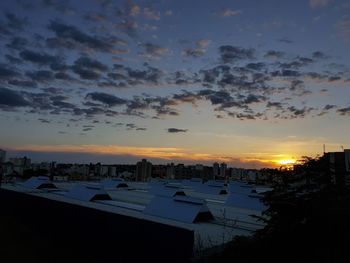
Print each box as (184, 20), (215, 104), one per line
(65, 184), (111, 202)
(225, 192), (267, 211)
(101, 178), (129, 189)
(149, 183), (186, 197)
(143, 195), (213, 223)
(22, 176), (57, 190)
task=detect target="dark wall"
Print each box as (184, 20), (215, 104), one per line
(0, 188), (194, 263)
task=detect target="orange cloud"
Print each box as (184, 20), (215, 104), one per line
(9, 144), (283, 168)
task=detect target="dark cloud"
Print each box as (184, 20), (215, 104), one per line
(182, 48), (205, 58)
(244, 94), (266, 104)
(72, 67), (101, 80)
(19, 49), (63, 66)
(312, 51), (327, 59)
(337, 107), (350, 116)
(277, 37), (294, 44)
(139, 43), (169, 59)
(0, 64), (20, 79)
(86, 92), (127, 107)
(264, 50), (285, 59)
(245, 62), (266, 71)
(8, 79), (38, 88)
(6, 37), (28, 50)
(219, 45), (255, 63)
(0, 87), (30, 110)
(54, 72), (73, 80)
(107, 72), (126, 80)
(167, 128), (188, 133)
(279, 57), (313, 69)
(73, 57), (108, 71)
(38, 118), (51, 123)
(4, 13), (27, 31)
(266, 101), (283, 109)
(287, 106), (314, 118)
(83, 12), (107, 22)
(5, 55), (22, 64)
(323, 104), (337, 111)
(48, 21), (126, 53)
(26, 70), (54, 82)
(328, 76), (341, 82)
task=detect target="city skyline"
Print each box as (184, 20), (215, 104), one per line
(1, 0), (350, 168)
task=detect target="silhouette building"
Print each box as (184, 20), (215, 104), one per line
(136, 159), (152, 181)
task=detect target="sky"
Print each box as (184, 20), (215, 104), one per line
(1, 0), (350, 168)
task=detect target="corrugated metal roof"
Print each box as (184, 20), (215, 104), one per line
(149, 183), (186, 197)
(225, 192), (267, 211)
(65, 184), (112, 202)
(143, 195), (213, 223)
(22, 176), (57, 190)
(101, 178), (129, 189)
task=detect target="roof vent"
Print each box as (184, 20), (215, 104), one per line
(66, 184), (112, 202)
(22, 176), (57, 190)
(101, 178), (129, 189)
(143, 195), (214, 223)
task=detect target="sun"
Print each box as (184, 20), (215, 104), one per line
(277, 159), (296, 165)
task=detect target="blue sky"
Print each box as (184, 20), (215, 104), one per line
(1, 0), (350, 167)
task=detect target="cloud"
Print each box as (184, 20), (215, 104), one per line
(196, 39), (211, 48)
(86, 92), (127, 107)
(312, 51), (328, 59)
(48, 21), (126, 53)
(167, 128), (188, 133)
(116, 19), (138, 37)
(0, 87), (30, 110)
(336, 17), (350, 42)
(116, 1), (141, 17)
(139, 43), (169, 59)
(26, 70), (54, 82)
(337, 107), (350, 115)
(8, 79), (38, 88)
(4, 13), (27, 31)
(264, 50), (285, 59)
(309, 0), (331, 9)
(73, 56), (108, 71)
(83, 12), (107, 22)
(144, 7), (161, 20)
(164, 10), (173, 16)
(219, 45), (255, 63)
(216, 9), (241, 17)
(54, 72), (74, 80)
(182, 48), (205, 58)
(6, 37), (28, 50)
(19, 49), (63, 66)
(5, 55), (22, 65)
(0, 64), (20, 79)
(277, 37), (294, 44)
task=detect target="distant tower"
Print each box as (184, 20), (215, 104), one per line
(220, 162), (227, 178)
(0, 149), (6, 163)
(136, 159), (152, 181)
(213, 162), (219, 179)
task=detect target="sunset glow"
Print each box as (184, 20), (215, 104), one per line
(1, 0), (349, 167)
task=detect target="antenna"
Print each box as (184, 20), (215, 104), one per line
(323, 144), (326, 154)
(341, 145), (344, 151)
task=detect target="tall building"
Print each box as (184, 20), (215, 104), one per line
(220, 162), (227, 177)
(0, 149), (6, 163)
(325, 149), (350, 187)
(136, 159), (152, 181)
(166, 163), (175, 179)
(213, 162), (219, 178)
